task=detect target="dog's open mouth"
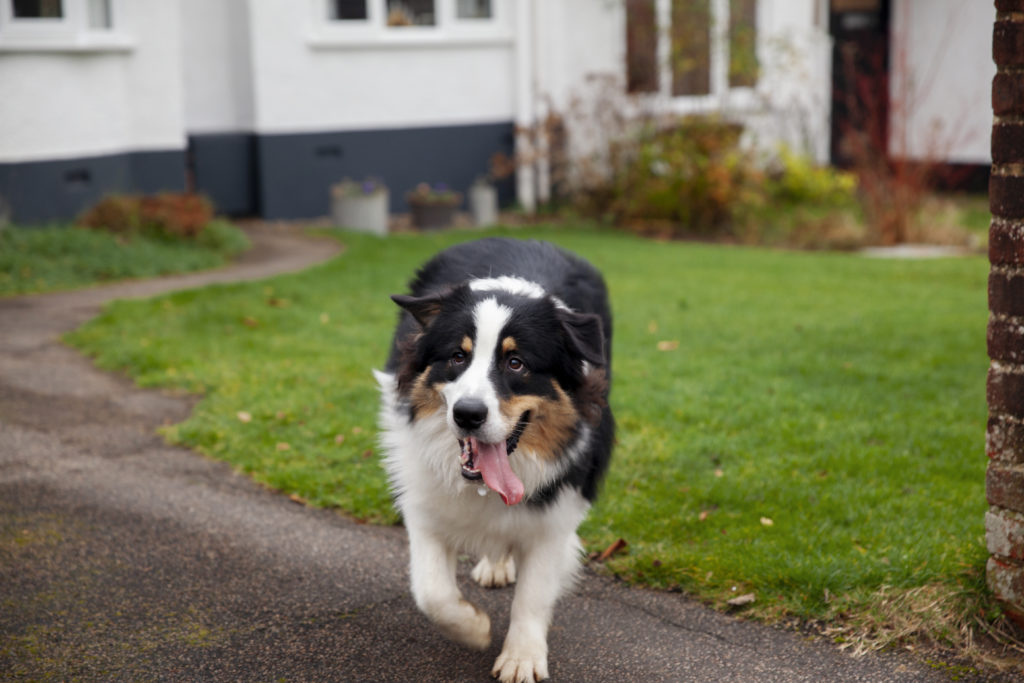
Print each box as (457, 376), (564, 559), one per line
(458, 412), (530, 506)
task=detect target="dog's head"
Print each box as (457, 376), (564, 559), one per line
(391, 277), (607, 505)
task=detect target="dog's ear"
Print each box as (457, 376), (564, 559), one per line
(391, 285), (462, 328)
(558, 310), (606, 367)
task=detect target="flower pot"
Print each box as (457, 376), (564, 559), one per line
(469, 184), (498, 227)
(410, 202), (457, 231)
(331, 190), (389, 236)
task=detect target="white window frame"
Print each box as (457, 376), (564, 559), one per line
(0, 0), (131, 52)
(647, 0), (763, 115)
(308, 0), (511, 50)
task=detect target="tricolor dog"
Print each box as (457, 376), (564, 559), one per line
(375, 237), (614, 682)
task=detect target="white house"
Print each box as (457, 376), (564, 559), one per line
(0, 0), (994, 225)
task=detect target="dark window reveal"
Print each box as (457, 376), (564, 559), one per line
(13, 0), (63, 18)
(330, 0), (368, 21)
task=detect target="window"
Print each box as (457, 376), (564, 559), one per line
(626, 0), (658, 93)
(728, 0), (757, 88)
(386, 0), (434, 26)
(311, 0), (507, 48)
(0, 0), (127, 50)
(626, 0), (759, 98)
(671, 0), (711, 96)
(330, 0), (367, 20)
(12, 0), (62, 18)
(456, 0), (491, 19)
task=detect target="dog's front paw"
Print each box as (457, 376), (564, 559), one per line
(433, 598), (491, 651)
(491, 644), (548, 682)
(472, 555), (517, 588)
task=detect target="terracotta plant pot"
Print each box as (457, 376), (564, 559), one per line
(410, 202), (457, 230)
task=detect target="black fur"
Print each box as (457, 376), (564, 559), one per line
(387, 238), (615, 506)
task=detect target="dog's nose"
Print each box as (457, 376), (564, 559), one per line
(453, 399), (488, 431)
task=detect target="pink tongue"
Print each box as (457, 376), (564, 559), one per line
(472, 438), (524, 506)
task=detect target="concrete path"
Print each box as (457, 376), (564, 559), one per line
(0, 224), (972, 681)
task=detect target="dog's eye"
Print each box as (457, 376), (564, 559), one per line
(451, 350), (468, 365)
(506, 356), (525, 372)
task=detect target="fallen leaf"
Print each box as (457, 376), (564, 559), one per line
(276, 442), (291, 451)
(699, 510), (711, 522)
(351, 426), (364, 435)
(334, 434), (346, 445)
(361, 449), (373, 459)
(320, 312), (330, 324)
(266, 297), (289, 308)
(288, 493), (306, 505)
(236, 411), (252, 423)
(276, 411), (287, 420)
(714, 468), (724, 478)
(242, 316), (259, 328)
(656, 340), (679, 351)
(727, 593), (756, 607)
(595, 538), (628, 562)
(760, 517), (774, 527)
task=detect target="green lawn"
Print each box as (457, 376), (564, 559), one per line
(0, 222), (250, 297)
(65, 225), (994, 649)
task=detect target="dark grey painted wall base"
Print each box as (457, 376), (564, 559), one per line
(253, 121), (516, 219)
(0, 150), (186, 226)
(189, 121), (516, 220)
(2, 121), (516, 225)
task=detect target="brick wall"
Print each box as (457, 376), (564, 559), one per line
(987, 0), (1024, 627)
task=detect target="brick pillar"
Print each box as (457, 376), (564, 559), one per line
(987, 0), (1024, 628)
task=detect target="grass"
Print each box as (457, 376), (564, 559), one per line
(0, 221), (250, 297)
(65, 224), (1002, 656)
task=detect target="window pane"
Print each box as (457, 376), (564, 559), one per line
(626, 0), (658, 93)
(12, 0), (63, 18)
(671, 0), (711, 96)
(87, 0), (112, 28)
(330, 0), (368, 21)
(456, 0), (491, 19)
(729, 0), (758, 88)
(387, 0), (435, 26)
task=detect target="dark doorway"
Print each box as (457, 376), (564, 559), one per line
(829, 0), (891, 167)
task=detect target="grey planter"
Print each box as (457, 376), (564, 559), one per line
(469, 184), (498, 227)
(331, 190), (389, 236)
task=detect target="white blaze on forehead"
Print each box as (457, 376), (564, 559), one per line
(470, 276), (546, 298)
(441, 297), (512, 443)
(469, 276), (570, 311)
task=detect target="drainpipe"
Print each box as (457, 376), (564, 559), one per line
(514, 0), (536, 213)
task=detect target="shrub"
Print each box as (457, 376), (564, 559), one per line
(139, 193), (214, 239)
(76, 195), (141, 235)
(195, 219), (251, 256)
(597, 116), (767, 236)
(764, 145), (857, 208)
(78, 193), (215, 240)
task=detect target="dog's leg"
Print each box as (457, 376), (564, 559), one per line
(407, 525), (491, 650)
(491, 534), (580, 683)
(471, 553), (517, 588)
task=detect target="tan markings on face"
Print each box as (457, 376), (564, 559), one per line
(461, 336), (473, 354)
(409, 368), (446, 417)
(501, 336), (517, 354)
(500, 380), (579, 462)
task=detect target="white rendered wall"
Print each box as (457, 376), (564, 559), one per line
(0, 0), (186, 162)
(180, 0), (255, 134)
(749, 0), (833, 163)
(890, 0), (994, 164)
(244, 0), (516, 134)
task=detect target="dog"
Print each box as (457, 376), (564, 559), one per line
(374, 237), (614, 682)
